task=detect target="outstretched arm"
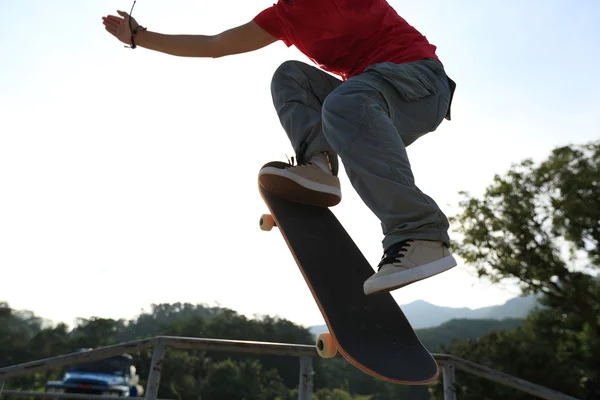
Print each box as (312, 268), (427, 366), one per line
(102, 10), (277, 58)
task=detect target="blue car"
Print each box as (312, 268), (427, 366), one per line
(45, 352), (144, 397)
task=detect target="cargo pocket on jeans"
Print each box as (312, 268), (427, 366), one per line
(364, 61), (439, 103)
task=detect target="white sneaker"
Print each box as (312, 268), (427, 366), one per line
(364, 240), (457, 295)
(258, 155), (341, 207)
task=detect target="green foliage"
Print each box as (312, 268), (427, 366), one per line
(314, 387), (359, 400)
(0, 302), (313, 398)
(198, 359), (287, 400)
(442, 140), (600, 399)
(432, 315), (584, 399)
(450, 141), (600, 295)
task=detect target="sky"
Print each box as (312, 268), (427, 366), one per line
(0, 0), (599, 330)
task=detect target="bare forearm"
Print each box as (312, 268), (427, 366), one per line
(135, 30), (221, 58)
(108, 20), (276, 58)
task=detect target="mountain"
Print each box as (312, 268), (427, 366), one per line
(402, 295), (538, 329)
(309, 295), (538, 336)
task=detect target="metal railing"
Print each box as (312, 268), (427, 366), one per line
(0, 336), (581, 400)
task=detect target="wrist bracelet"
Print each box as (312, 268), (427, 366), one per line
(129, 25), (147, 49)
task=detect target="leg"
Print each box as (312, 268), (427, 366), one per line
(259, 61), (343, 206)
(320, 59), (457, 294)
(270, 60), (342, 167)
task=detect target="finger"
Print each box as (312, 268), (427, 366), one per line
(104, 26), (117, 36)
(102, 18), (120, 27)
(103, 15), (123, 23)
(116, 10), (129, 18)
(102, 20), (120, 32)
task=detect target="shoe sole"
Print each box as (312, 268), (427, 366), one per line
(364, 255), (458, 295)
(259, 166), (341, 207)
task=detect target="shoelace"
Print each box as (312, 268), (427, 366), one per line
(286, 152), (333, 171)
(377, 240), (413, 270)
(285, 155), (314, 168)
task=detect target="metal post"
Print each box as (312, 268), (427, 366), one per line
(442, 363), (457, 400)
(297, 357), (314, 400)
(144, 342), (166, 400)
(0, 379), (4, 397)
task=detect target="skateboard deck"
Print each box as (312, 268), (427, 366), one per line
(258, 176), (439, 385)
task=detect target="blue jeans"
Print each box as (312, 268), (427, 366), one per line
(270, 58), (454, 250)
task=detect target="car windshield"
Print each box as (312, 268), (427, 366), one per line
(67, 356), (130, 376)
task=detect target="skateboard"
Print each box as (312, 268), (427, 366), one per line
(257, 168), (439, 385)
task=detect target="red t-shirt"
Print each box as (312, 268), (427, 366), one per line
(254, 0), (439, 80)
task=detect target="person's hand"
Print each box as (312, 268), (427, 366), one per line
(102, 10), (141, 46)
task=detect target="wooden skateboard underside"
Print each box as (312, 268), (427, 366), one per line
(258, 184), (439, 384)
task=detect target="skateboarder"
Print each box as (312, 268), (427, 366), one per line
(102, 0), (458, 295)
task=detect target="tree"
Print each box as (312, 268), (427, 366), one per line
(199, 359), (288, 400)
(439, 141), (600, 398)
(70, 317), (125, 348)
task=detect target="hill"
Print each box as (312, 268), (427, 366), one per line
(417, 318), (524, 351)
(310, 295), (538, 335)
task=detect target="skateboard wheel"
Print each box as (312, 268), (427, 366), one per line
(316, 332), (337, 358)
(259, 214), (276, 231)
